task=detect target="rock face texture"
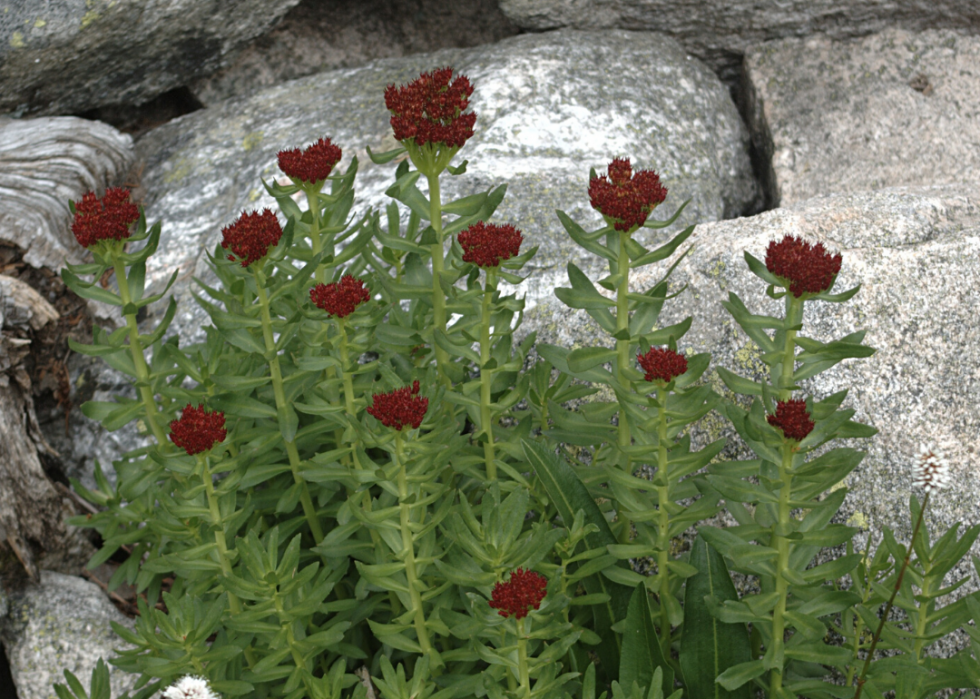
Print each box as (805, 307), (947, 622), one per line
(136, 28), (760, 343)
(525, 183), (980, 549)
(0, 571), (137, 699)
(496, 0), (980, 73)
(0, 0), (301, 117)
(0, 117), (134, 275)
(747, 28), (980, 206)
(190, 0), (520, 106)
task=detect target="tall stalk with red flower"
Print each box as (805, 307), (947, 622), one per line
(701, 234), (877, 696)
(378, 67), (477, 386)
(457, 221), (531, 481)
(547, 156), (722, 674)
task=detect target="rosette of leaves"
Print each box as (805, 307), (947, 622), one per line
(698, 242), (878, 697)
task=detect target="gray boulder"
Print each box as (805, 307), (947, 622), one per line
(136, 28), (760, 343)
(0, 0), (301, 117)
(190, 0), (520, 106)
(496, 0), (980, 74)
(745, 27), (980, 206)
(0, 571), (138, 699)
(525, 183), (980, 561)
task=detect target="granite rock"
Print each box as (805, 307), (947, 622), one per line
(0, 571), (138, 699)
(524, 183), (980, 563)
(0, 0), (301, 117)
(135, 28), (760, 343)
(496, 0), (980, 75)
(746, 28), (980, 206)
(190, 0), (520, 106)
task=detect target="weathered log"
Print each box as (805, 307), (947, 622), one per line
(0, 274), (94, 586)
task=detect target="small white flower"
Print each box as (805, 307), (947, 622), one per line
(912, 443), (951, 493)
(162, 675), (219, 699)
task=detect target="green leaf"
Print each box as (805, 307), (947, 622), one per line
(715, 660), (766, 691)
(522, 439), (630, 680)
(679, 533), (754, 699)
(567, 347), (617, 373)
(620, 585), (674, 697)
(366, 144), (407, 164)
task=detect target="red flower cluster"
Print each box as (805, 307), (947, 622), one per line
(765, 235), (842, 298)
(310, 275), (370, 318)
(367, 381), (428, 431)
(458, 222), (524, 268)
(169, 405), (227, 455)
(489, 568), (547, 620)
(766, 399), (815, 442)
(221, 209), (282, 267)
(588, 158), (667, 232)
(637, 347), (688, 383)
(384, 68), (476, 148)
(277, 137), (342, 184)
(70, 187), (140, 249)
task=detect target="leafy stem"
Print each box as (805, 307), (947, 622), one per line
(196, 453), (257, 669)
(769, 441), (795, 696)
(253, 263), (324, 544)
(654, 384), (672, 655)
(112, 256), (168, 445)
(426, 171), (451, 387)
(854, 492), (930, 699)
(394, 431), (436, 664)
(517, 616), (531, 698)
(480, 268), (498, 481)
(304, 188), (327, 283)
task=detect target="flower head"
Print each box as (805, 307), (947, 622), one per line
(637, 347), (688, 383)
(221, 209), (282, 267)
(162, 675), (219, 699)
(912, 443), (951, 493)
(765, 235), (842, 298)
(384, 67), (476, 148)
(70, 187), (140, 249)
(588, 158), (667, 232)
(766, 399), (815, 442)
(169, 405), (227, 455)
(489, 567), (547, 619)
(367, 381), (428, 431)
(277, 137), (342, 184)
(458, 222), (524, 268)
(310, 275), (370, 318)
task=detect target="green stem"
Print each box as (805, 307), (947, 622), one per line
(517, 617), (531, 699)
(305, 188), (328, 283)
(337, 318), (397, 612)
(778, 295), (803, 400)
(426, 171), (451, 387)
(655, 385), (672, 654)
(275, 591), (315, 698)
(846, 530), (875, 686)
(480, 269), (497, 481)
(854, 494), (930, 699)
(254, 264), (324, 544)
(197, 453), (257, 669)
(769, 443), (794, 697)
(113, 258), (168, 446)
(395, 432), (435, 662)
(615, 229), (633, 545)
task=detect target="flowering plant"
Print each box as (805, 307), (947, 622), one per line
(50, 67), (980, 699)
